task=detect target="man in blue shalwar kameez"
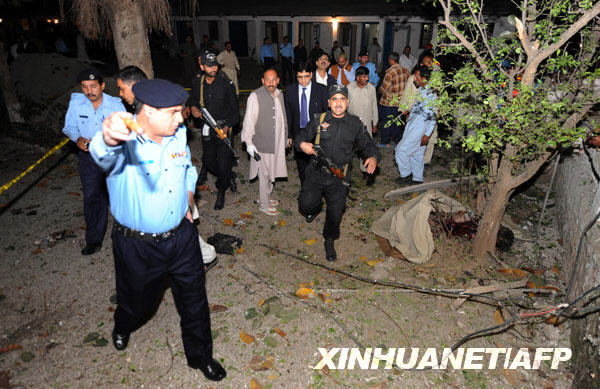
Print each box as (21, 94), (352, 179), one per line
(394, 66), (436, 185)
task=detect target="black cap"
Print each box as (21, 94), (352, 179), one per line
(199, 50), (219, 67)
(358, 49), (369, 57)
(76, 68), (103, 82)
(132, 79), (188, 108)
(328, 83), (348, 99)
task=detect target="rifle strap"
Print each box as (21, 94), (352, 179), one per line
(199, 75), (206, 107)
(315, 112), (348, 177)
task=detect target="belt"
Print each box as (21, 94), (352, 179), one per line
(114, 219), (186, 242)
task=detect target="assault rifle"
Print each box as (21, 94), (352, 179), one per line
(200, 107), (261, 161)
(312, 145), (356, 200)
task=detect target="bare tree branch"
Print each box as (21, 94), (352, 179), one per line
(439, 0), (493, 80)
(523, 1), (600, 86)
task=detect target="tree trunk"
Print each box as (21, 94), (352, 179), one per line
(472, 180), (513, 258)
(107, 0), (154, 78)
(0, 42), (24, 125)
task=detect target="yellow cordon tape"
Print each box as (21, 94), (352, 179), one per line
(0, 137), (70, 195)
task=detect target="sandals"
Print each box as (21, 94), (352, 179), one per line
(255, 199), (279, 207)
(259, 206), (280, 216)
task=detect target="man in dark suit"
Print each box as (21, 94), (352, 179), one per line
(284, 61), (328, 184)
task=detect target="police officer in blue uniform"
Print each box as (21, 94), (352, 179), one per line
(63, 68), (125, 255)
(89, 79), (226, 382)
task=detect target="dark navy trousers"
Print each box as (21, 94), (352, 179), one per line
(298, 164), (348, 240)
(111, 219), (213, 366)
(78, 150), (108, 245)
(201, 135), (233, 191)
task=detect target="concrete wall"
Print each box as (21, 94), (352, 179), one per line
(555, 147), (600, 388)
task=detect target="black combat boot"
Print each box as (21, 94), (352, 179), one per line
(214, 190), (226, 210)
(324, 238), (337, 261)
(198, 164), (208, 186)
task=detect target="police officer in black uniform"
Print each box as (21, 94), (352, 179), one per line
(89, 79), (226, 382)
(185, 50), (240, 210)
(296, 84), (380, 261)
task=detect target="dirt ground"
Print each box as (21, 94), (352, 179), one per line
(0, 121), (575, 388)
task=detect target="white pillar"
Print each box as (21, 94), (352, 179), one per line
(255, 18), (263, 62)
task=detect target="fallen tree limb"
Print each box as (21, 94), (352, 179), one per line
(451, 279), (528, 310)
(384, 175), (480, 198)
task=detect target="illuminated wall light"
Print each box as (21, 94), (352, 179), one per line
(0, 18), (3, 23)
(331, 17), (339, 38)
(54, 19), (59, 24)
(47, 19), (52, 23)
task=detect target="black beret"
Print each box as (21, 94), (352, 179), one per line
(358, 49), (369, 57)
(199, 50), (219, 67)
(328, 83), (348, 99)
(76, 68), (103, 82)
(355, 66), (370, 76)
(132, 79), (188, 108)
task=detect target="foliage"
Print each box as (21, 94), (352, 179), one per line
(430, 0), (600, 178)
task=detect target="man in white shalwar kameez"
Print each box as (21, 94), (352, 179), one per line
(242, 69), (291, 216)
(217, 42), (241, 95)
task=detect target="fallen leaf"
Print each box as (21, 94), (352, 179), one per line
(494, 308), (504, 324)
(224, 219), (234, 226)
(497, 268), (513, 275)
(209, 304), (228, 313)
(250, 378), (263, 389)
(295, 287), (315, 299)
(236, 247), (244, 254)
(277, 220), (286, 227)
(263, 336), (278, 348)
(552, 265), (560, 275)
(31, 249), (42, 255)
(240, 212), (254, 219)
(366, 259), (384, 266)
(521, 266), (545, 275)
(303, 239), (317, 245)
(539, 285), (560, 292)
(0, 344), (22, 354)
(248, 355), (271, 371)
(257, 299), (265, 307)
(198, 185), (211, 191)
(192, 157), (199, 164)
(20, 352), (35, 362)
(318, 293), (326, 302)
(511, 269), (528, 279)
(240, 330), (256, 344)
(299, 282), (314, 288)
(273, 327), (287, 338)
(268, 374), (277, 380)
(545, 316), (559, 326)
(67, 192), (81, 196)
(415, 266), (431, 274)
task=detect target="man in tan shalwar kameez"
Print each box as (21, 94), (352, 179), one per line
(217, 42), (240, 95)
(242, 69), (291, 216)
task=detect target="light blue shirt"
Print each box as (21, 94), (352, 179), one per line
(89, 124), (198, 233)
(63, 93), (125, 142)
(406, 86), (437, 137)
(261, 44), (274, 63)
(280, 43), (294, 60)
(351, 62), (379, 86)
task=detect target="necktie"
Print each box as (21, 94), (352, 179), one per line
(300, 87), (308, 128)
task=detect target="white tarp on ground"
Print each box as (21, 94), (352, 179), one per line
(371, 190), (467, 264)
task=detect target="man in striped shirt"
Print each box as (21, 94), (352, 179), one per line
(378, 52), (410, 148)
